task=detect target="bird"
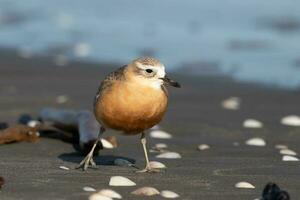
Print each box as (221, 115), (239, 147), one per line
(77, 57), (180, 172)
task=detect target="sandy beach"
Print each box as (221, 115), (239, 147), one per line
(1, 48), (300, 200)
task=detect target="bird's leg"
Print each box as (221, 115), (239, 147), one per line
(136, 132), (160, 173)
(76, 127), (105, 171)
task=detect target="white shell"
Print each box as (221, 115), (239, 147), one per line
(131, 187), (160, 196)
(28, 120), (41, 128)
(83, 186), (97, 192)
(149, 161), (167, 169)
(160, 190), (180, 198)
(281, 115), (300, 126)
(243, 119), (263, 128)
(98, 189), (122, 199)
(114, 159), (133, 167)
(59, 166), (70, 170)
(235, 182), (255, 189)
(56, 95), (69, 104)
(282, 155), (299, 161)
(198, 144), (210, 151)
(155, 143), (168, 149)
(109, 176), (136, 186)
(156, 152), (182, 159)
(221, 97), (240, 110)
(275, 144), (288, 150)
(150, 130), (172, 139)
(245, 138), (266, 146)
(280, 149), (297, 156)
(89, 193), (112, 200)
(101, 139), (114, 149)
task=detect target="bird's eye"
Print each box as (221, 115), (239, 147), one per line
(146, 69), (153, 73)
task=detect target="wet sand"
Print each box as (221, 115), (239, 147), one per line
(1, 49), (300, 199)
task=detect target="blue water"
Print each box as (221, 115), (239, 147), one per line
(0, 0), (300, 89)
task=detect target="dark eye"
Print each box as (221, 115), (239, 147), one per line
(146, 69), (153, 73)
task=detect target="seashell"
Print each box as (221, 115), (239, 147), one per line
(59, 166), (70, 170)
(243, 119), (263, 128)
(104, 136), (118, 148)
(131, 187), (160, 196)
(109, 176), (136, 186)
(155, 143), (168, 149)
(156, 152), (181, 159)
(56, 95), (69, 104)
(28, 120), (41, 128)
(221, 97), (240, 110)
(282, 155), (299, 161)
(275, 144), (288, 150)
(114, 159), (133, 167)
(198, 144), (210, 151)
(235, 182), (255, 189)
(160, 190), (180, 198)
(281, 115), (300, 127)
(245, 138), (266, 146)
(98, 189), (122, 199)
(101, 138), (114, 149)
(149, 161), (166, 169)
(280, 149), (297, 156)
(89, 193), (112, 200)
(83, 186), (97, 192)
(150, 130), (172, 139)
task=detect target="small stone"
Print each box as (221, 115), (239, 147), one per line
(156, 152), (181, 159)
(98, 189), (122, 199)
(83, 186), (97, 192)
(281, 115), (300, 126)
(235, 182), (255, 189)
(56, 95), (69, 104)
(149, 161), (166, 169)
(243, 119), (263, 128)
(245, 138), (266, 146)
(280, 149), (297, 156)
(275, 144), (288, 150)
(101, 138), (114, 149)
(131, 187), (160, 196)
(198, 144), (210, 151)
(109, 176), (136, 186)
(150, 130), (172, 139)
(160, 190), (180, 198)
(114, 159), (134, 167)
(221, 97), (240, 110)
(282, 155), (299, 161)
(59, 166), (70, 170)
(89, 193), (112, 200)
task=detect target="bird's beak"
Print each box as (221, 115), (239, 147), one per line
(160, 76), (181, 88)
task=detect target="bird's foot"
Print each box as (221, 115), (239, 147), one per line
(76, 154), (97, 171)
(136, 165), (160, 173)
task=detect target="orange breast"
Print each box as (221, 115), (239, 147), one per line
(95, 81), (168, 134)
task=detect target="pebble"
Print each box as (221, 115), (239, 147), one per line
(56, 95), (69, 104)
(245, 138), (266, 146)
(59, 166), (70, 170)
(83, 186), (97, 192)
(98, 189), (122, 199)
(280, 149), (297, 156)
(156, 152), (182, 159)
(243, 119), (263, 128)
(221, 97), (240, 110)
(235, 182), (255, 189)
(281, 115), (300, 126)
(150, 130), (172, 139)
(160, 190), (180, 198)
(149, 161), (166, 169)
(89, 193), (112, 200)
(109, 176), (136, 186)
(282, 155), (299, 161)
(275, 144), (288, 150)
(114, 159), (134, 167)
(101, 138), (114, 149)
(198, 144), (210, 151)
(131, 187), (160, 196)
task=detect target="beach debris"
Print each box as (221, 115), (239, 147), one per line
(262, 182), (290, 200)
(104, 136), (118, 148)
(74, 42), (90, 57)
(131, 187), (160, 196)
(160, 190), (180, 198)
(281, 115), (300, 127)
(154, 143), (168, 149)
(150, 130), (172, 139)
(235, 182), (255, 189)
(56, 95), (69, 104)
(198, 144), (210, 151)
(101, 138), (114, 149)
(282, 155), (299, 161)
(0, 122), (8, 130)
(275, 144), (288, 150)
(221, 97), (240, 110)
(53, 55), (68, 67)
(0, 176), (4, 189)
(109, 176), (136, 186)
(243, 119), (263, 128)
(156, 152), (181, 159)
(245, 137), (266, 146)
(83, 186), (97, 192)
(27, 120), (41, 128)
(59, 165), (70, 170)
(279, 149), (297, 156)
(0, 125), (40, 144)
(89, 193), (112, 200)
(149, 161), (166, 169)
(114, 159), (135, 167)
(98, 189), (122, 199)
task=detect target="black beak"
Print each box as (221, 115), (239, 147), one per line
(160, 76), (181, 88)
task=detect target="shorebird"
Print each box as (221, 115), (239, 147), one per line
(77, 57), (180, 172)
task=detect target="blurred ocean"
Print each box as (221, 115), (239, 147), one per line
(0, 0), (300, 89)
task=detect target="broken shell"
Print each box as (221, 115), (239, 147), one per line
(83, 186), (97, 192)
(101, 138), (114, 149)
(280, 149), (297, 156)
(160, 190), (180, 198)
(109, 176), (136, 186)
(281, 115), (300, 126)
(221, 97), (240, 110)
(98, 189), (122, 199)
(149, 161), (166, 169)
(198, 144), (210, 151)
(114, 158), (133, 167)
(131, 187), (160, 196)
(89, 193), (112, 200)
(155, 143), (168, 149)
(235, 182), (255, 189)
(150, 130), (172, 139)
(275, 144), (288, 150)
(104, 136), (118, 148)
(243, 119), (263, 128)
(59, 166), (70, 170)
(156, 152), (181, 159)
(245, 138), (266, 146)
(282, 155), (299, 161)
